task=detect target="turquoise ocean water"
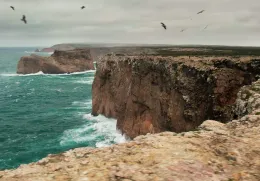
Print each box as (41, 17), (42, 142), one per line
(0, 47), (126, 170)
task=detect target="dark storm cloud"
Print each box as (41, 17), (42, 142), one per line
(1, 0), (260, 46)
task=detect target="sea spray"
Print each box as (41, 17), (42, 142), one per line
(0, 48), (113, 170)
(60, 114), (127, 148)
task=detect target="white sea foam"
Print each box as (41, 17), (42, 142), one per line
(0, 70), (96, 77)
(72, 99), (92, 109)
(75, 80), (93, 84)
(0, 71), (44, 77)
(64, 99), (92, 111)
(75, 77), (94, 84)
(48, 70), (96, 76)
(60, 114), (127, 148)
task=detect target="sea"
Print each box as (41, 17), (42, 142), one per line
(0, 47), (126, 170)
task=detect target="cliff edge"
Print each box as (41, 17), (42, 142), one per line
(17, 49), (95, 74)
(92, 55), (260, 138)
(1, 79), (259, 180)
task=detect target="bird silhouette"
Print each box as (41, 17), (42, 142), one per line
(197, 10), (205, 14)
(203, 25), (208, 30)
(10, 6), (15, 11)
(180, 29), (186, 32)
(21, 15), (27, 24)
(81, 6), (85, 9)
(161, 22), (166, 30)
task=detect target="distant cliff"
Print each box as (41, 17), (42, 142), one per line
(92, 55), (260, 138)
(17, 49), (95, 74)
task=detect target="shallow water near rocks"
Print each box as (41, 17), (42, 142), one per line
(0, 47), (126, 170)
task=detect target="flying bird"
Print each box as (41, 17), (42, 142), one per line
(21, 15), (27, 24)
(180, 29), (186, 32)
(197, 10), (205, 14)
(10, 6), (15, 11)
(203, 25), (208, 30)
(161, 22), (166, 30)
(81, 6), (85, 9)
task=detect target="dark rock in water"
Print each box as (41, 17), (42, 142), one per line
(17, 49), (95, 74)
(35, 49), (40, 52)
(92, 55), (260, 138)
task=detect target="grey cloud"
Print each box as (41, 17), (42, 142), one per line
(0, 0), (260, 46)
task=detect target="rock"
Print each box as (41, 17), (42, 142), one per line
(17, 49), (95, 74)
(233, 79), (260, 119)
(199, 120), (228, 135)
(92, 55), (260, 138)
(1, 109), (260, 180)
(40, 48), (55, 52)
(80, 160), (89, 165)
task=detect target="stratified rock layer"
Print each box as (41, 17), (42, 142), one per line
(1, 79), (259, 180)
(17, 49), (95, 74)
(92, 55), (260, 138)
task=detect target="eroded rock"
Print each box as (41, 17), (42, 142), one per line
(17, 49), (95, 74)
(92, 55), (260, 138)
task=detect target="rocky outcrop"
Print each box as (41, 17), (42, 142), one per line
(17, 49), (95, 74)
(92, 55), (260, 138)
(40, 48), (55, 52)
(233, 79), (260, 118)
(1, 80), (259, 180)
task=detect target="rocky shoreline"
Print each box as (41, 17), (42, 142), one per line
(1, 79), (259, 180)
(3, 52), (260, 180)
(17, 49), (95, 74)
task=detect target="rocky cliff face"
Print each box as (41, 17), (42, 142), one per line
(92, 55), (260, 138)
(1, 80), (259, 180)
(17, 49), (95, 74)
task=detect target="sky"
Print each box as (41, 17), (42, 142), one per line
(1, 0), (260, 47)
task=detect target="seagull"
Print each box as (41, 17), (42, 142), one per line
(81, 6), (85, 9)
(203, 25), (208, 30)
(161, 22), (166, 30)
(180, 29), (186, 32)
(10, 6), (15, 11)
(21, 15), (27, 24)
(197, 10), (205, 14)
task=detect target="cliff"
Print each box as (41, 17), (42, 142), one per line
(1, 79), (259, 180)
(40, 48), (55, 52)
(17, 49), (95, 74)
(92, 55), (260, 138)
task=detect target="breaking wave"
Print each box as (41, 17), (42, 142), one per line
(75, 76), (94, 84)
(0, 71), (44, 77)
(0, 70), (96, 77)
(60, 114), (127, 148)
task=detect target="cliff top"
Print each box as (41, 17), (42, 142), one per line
(1, 80), (260, 181)
(98, 55), (260, 73)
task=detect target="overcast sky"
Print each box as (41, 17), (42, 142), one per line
(1, 0), (260, 47)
